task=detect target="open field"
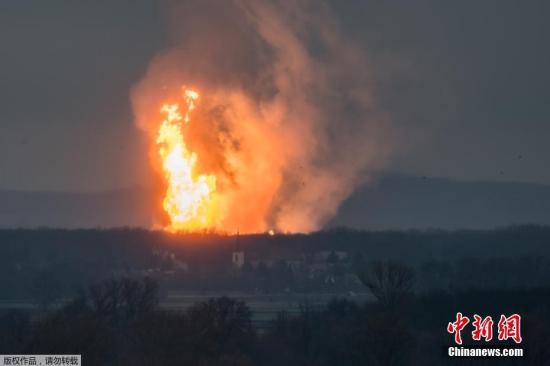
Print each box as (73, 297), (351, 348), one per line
(0, 291), (373, 329)
(162, 291), (373, 327)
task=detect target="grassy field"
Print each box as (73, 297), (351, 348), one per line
(161, 291), (373, 327)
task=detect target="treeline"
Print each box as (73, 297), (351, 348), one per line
(2, 225), (550, 262)
(1, 226), (550, 300)
(1, 274), (549, 365)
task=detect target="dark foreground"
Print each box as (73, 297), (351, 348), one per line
(1, 226), (550, 365)
(1, 277), (549, 365)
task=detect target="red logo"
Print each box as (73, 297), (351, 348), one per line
(447, 312), (470, 344)
(472, 315), (494, 342)
(497, 314), (522, 344)
(447, 313), (522, 345)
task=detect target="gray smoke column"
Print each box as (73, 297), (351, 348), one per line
(131, 0), (393, 233)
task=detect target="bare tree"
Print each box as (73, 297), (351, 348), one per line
(359, 261), (415, 308)
(88, 277), (158, 326)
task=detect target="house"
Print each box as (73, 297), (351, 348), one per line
(152, 246), (189, 272)
(233, 248), (305, 273)
(315, 250), (349, 262)
(232, 251), (245, 269)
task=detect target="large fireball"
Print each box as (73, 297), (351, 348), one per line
(156, 89), (218, 231)
(131, 0), (391, 234)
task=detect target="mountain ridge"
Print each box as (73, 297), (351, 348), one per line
(1, 173), (549, 230)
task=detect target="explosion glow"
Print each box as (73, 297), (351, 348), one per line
(156, 88), (218, 231)
(131, 0), (390, 234)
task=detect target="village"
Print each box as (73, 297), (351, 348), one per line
(149, 243), (366, 294)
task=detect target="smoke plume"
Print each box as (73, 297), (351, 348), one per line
(131, 0), (392, 233)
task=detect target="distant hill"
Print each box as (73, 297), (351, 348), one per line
(329, 173), (550, 230)
(1, 174), (550, 229)
(0, 186), (152, 229)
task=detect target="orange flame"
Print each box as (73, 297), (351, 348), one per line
(156, 88), (218, 231)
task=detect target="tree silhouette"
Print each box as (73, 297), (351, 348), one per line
(359, 261), (415, 308)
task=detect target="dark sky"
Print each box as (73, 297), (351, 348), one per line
(0, 0), (548, 191)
